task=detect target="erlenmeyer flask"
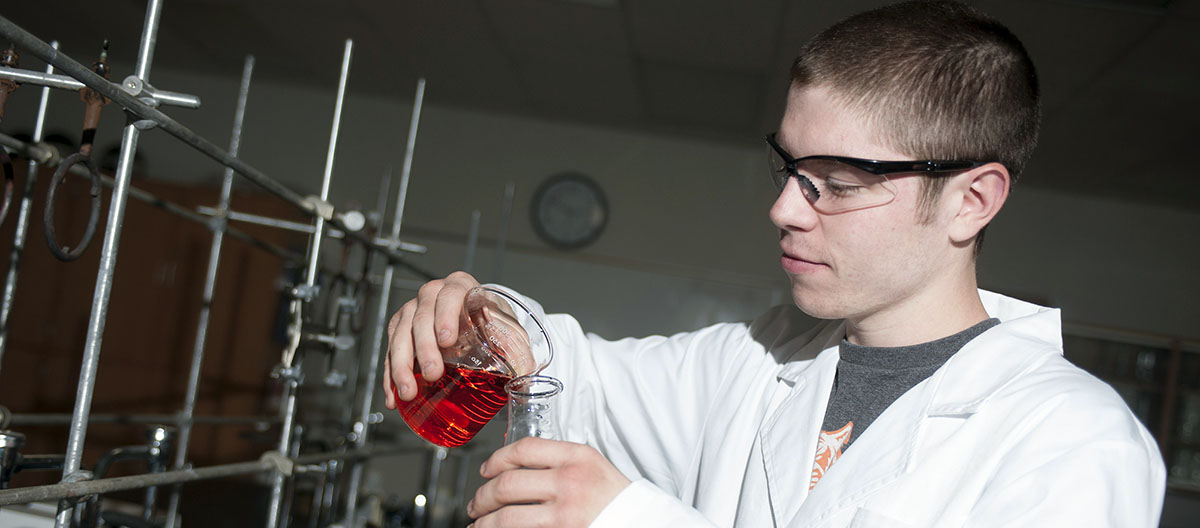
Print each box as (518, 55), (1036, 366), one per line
(504, 375), (563, 445)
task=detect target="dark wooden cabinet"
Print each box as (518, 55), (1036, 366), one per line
(0, 164), (308, 486)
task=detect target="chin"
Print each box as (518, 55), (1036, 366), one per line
(789, 285), (848, 321)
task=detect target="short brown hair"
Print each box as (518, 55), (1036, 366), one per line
(791, 1), (1040, 249)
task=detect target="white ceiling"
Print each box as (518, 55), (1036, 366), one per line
(3, 0), (1197, 210)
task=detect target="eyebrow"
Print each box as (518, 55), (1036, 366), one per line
(771, 132), (796, 158)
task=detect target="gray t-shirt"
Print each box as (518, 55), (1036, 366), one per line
(820, 318), (1000, 449)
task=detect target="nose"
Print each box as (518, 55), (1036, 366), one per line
(769, 176), (820, 232)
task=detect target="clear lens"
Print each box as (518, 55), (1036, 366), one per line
(792, 159), (897, 213)
(766, 144), (789, 191)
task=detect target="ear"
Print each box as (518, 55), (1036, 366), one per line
(946, 162), (1010, 245)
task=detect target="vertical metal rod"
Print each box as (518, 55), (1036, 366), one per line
(372, 168), (392, 235)
(342, 77), (424, 527)
(161, 54), (255, 528)
(392, 79), (423, 237)
(279, 426), (303, 528)
(491, 182), (515, 282)
(450, 451), (474, 527)
(265, 376), (299, 528)
(463, 211), (481, 274)
(421, 447), (449, 528)
(319, 459), (339, 526)
(268, 38), (354, 528)
(0, 40), (56, 375)
(56, 2), (163, 526)
(307, 468), (327, 528)
(307, 38), (353, 285)
(142, 479), (157, 521)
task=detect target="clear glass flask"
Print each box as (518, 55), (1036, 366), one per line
(504, 375), (563, 445)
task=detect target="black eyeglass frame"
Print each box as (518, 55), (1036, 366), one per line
(765, 133), (993, 203)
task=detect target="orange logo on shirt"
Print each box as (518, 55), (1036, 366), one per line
(810, 421), (853, 490)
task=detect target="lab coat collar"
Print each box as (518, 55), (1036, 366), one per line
(925, 290), (1062, 416)
(763, 290), (1063, 527)
(773, 289), (1061, 412)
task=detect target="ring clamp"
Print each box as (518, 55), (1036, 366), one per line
(43, 152), (103, 261)
(43, 41), (110, 262)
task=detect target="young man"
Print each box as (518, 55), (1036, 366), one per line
(384, 2), (1166, 526)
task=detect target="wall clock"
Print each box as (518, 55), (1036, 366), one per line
(530, 172), (608, 250)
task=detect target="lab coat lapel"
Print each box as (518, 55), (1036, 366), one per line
(784, 360), (934, 527)
(784, 296), (1063, 526)
(759, 325), (843, 527)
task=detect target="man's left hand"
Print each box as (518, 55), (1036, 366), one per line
(467, 437), (632, 528)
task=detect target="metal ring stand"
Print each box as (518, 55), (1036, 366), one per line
(43, 151), (103, 262)
(0, 7), (435, 526)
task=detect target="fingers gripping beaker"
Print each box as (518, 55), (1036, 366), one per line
(397, 287), (554, 448)
(504, 375), (563, 446)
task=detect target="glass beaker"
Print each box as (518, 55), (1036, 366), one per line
(504, 375), (563, 445)
(396, 287), (553, 448)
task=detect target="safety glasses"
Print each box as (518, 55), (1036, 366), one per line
(765, 133), (990, 213)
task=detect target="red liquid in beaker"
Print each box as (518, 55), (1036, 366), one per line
(395, 364), (512, 448)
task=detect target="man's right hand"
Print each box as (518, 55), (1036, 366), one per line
(383, 271), (481, 408)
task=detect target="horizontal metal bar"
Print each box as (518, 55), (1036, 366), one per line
(0, 67), (201, 108)
(196, 206), (319, 235)
(8, 414), (281, 427)
(374, 237), (427, 254)
(194, 206), (428, 254)
(0, 446), (421, 507)
(15, 454), (64, 472)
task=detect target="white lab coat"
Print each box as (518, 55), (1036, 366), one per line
(500, 288), (1166, 527)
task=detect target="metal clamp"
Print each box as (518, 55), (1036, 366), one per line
(119, 75), (159, 108)
(336, 209), (365, 232)
(305, 332), (355, 351)
(29, 140), (58, 165)
(270, 364), (305, 385)
(289, 283), (319, 302)
(304, 195), (335, 221)
(260, 451), (294, 477)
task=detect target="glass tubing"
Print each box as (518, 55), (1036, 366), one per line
(0, 0), (433, 526)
